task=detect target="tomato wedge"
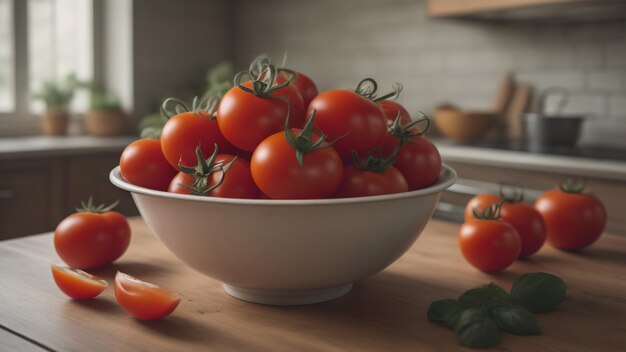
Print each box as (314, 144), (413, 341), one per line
(51, 264), (108, 299)
(114, 272), (180, 320)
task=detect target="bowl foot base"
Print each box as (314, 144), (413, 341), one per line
(223, 283), (353, 306)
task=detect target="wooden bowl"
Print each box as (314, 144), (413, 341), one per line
(434, 107), (498, 142)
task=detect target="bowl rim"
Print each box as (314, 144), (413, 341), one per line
(110, 164), (457, 206)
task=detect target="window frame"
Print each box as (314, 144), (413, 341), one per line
(0, 0), (103, 136)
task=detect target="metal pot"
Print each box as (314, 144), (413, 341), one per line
(524, 87), (585, 147)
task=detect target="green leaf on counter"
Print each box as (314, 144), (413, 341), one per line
(511, 272), (567, 313)
(427, 299), (463, 328)
(455, 308), (501, 348)
(459, 282), (510, 308)
(492, 305), (541, 335)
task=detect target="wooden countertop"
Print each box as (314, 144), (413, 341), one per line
(1, 218), (625, 351)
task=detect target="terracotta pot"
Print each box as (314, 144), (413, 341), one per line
(83, 109), (129, 136)
(41, 109), (70, 136)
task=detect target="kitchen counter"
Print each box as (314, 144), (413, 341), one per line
(0, 135), (136, 161)
(435, 140), (626, 182)
(1, 217), (625, 351)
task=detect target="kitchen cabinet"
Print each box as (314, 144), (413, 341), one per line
(0, 217), (624, 351)
(427, 0), (626, 22)
(0, 137), (137, 240)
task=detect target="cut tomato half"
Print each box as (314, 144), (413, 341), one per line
(51, 264), (108, 299)
(114, 272), (180, 320)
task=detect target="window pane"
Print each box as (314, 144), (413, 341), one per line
(0, 0), (14, 112)
(28, 0), (92, 113)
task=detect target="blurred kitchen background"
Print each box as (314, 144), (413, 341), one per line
(1, 0), (625, 239)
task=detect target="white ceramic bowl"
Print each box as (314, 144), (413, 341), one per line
(110, 165), (456, 305)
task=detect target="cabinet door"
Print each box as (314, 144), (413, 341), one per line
(66, 154), (138, 217)
(0, 160), (63, 239)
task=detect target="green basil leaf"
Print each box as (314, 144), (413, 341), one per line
(492, 305), (541, 335)
(427, 299), (463, 328)
(459, 282), (510, 309)
(455, 308), (501, 348)
(511, 272), (567, 313)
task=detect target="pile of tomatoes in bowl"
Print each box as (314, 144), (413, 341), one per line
(120, 57), (442, 200)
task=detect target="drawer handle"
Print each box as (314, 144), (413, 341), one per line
(0, 189), (14, 200)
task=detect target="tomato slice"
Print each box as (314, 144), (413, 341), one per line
(114, 272), (180, 320)
(51, 264), (108, 299)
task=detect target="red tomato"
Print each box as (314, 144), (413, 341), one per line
(308, 90), (388, 161)
(378, 100), (411, 125)
(385, 135), (441, 190)
(120, 139), (177, 191)
(51, 264), (108, 299)
(114, 272), (180, 321)
(169, 155), (259, 199)
(217, 81), (305, 151)
(336, 165), (408, 198)
(458, 218), (521, 272)
(535, 188), (606, 250)
(465, 194), (546, 258)
(160, 111), (238, 169)
(54, 203), (131, 270)
(277, 70), (318, 108)
(251, 130), (343, 199)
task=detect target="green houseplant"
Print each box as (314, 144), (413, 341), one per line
(33, 75), (78, 136)
(83, 88), (129, 136)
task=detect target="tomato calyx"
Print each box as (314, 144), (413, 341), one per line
(355, 78), (403, 102)
(559, 177), (586, 194)
(284, 110), (333, 167)
(161, 96), (219, 120)
(234, 61), (290, 98)
(472, 203), (503, 220)
(388, 112), (431, 144)
(352, 147), (399, 173)
(249, 55), (298, 85)
(177, 144), (237, 195)
(75, 196), (119, 214)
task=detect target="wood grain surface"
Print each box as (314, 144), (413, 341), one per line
(1, 217), (625, 351)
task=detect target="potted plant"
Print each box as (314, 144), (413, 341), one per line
(33, 75), (78, 136)
(83, 89), (129, 136)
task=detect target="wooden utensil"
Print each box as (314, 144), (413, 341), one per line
(505, 83), (532, 141)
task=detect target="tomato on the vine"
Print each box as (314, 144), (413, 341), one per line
(169, 148), (259, 199)
(251, 112), (343, 199)
(160, 96), (238, 169)
(277, 69), (318, 108)
(114, 272), (180, 321)
(308, 85), (388, 160)
(120, 139), (177, 191)
(535, 179), (606, 250)
(465, 192), (546, 258)
(51, 264), (108, 299)
(458, 204), (521, 272)
(335, 149), (408, 198)
(54, 198), (131, 270)
(218, 64), (305, 151)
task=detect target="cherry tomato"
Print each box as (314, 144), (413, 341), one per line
(385, 135), (441, 190)
(378, 100), (411, 125)
(308, 90), (388, 161)
(465, 194), (546, 258)
(217, 81), (305, 151)
(277, 70), (318, 108)
(120, 139), (177, 191)
(51, 264), (108, 299)
(251, 130), (343, 199)
(458, 218), (521, 273)
(160, 111), (238, 170)
(54, 201), (131, 270)
(114, 272), (180, 321)
(535, 186), (606, 251)
(336, 165), (408, 198)
(169, 155), (259, 199)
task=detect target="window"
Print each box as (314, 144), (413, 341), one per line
(1, 0), (95, 125)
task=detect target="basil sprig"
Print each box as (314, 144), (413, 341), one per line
(427, 272), (567, 348)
